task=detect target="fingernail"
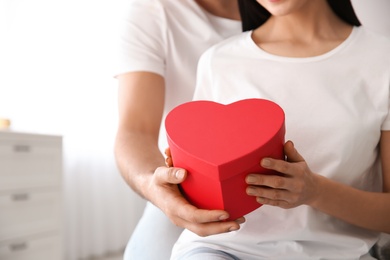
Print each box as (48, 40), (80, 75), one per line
(257, 197), (265, 204)
(175, 170), (185, 179)
(246, 175), (256, 184)
(235, 217), (246, 224)
(229, 226), (239, 232)
(246, 187), (256, 195)
(219, 214), (229, 221)
(261, 159), (271, 167)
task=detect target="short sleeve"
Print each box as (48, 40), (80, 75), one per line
(382, 84), (390, 130)
(114, 0), (167, 77)
(193, 48), (215, 101)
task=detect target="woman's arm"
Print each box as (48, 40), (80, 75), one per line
(246, 131), (390, 233)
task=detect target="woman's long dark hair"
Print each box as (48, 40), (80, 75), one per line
(237, 0), (361, 32)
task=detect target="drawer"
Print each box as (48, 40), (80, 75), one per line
(0, 143), (61, 191)
(0, 233), (62, 260)
(0, 189), (61, 241)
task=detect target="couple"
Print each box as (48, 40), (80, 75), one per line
(115, 0), (390, 259)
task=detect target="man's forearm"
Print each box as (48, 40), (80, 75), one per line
(114, 129), (165, 200)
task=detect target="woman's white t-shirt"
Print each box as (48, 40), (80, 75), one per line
(115, 0), (241, 151)
(172, 26), (390, 259)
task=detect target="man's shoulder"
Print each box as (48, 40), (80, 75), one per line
(128, 0), (194, 10)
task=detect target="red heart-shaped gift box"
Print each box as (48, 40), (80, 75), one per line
(165, 98), (285, 220)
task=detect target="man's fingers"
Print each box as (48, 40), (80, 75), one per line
(155, 166), (186, 184)
(164, 147), (171, 157)
(177, 204), (230, 223)
(175, 205), (245, 236)
(184, 219), (244, 237)
(165, 156), (173, 167)
(163, 194), (246, 236)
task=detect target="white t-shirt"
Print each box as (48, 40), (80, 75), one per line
(115, 0), (241, 151)
(171, 27), (390, 259)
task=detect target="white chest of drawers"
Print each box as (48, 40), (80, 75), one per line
(0, 131), (63, 260)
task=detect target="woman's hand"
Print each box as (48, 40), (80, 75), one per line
(246, 140), (320, 209)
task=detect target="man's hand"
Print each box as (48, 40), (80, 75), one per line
(150, 149), (245, 236)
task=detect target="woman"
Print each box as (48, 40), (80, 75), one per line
(170, 0), (390, 259)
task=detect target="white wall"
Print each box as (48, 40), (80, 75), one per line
(352, 0), (390, 37)
(0, 0), (146, 259)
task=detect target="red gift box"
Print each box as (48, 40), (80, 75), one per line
(165, 98), (285, 220)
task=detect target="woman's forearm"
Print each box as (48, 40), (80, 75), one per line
(310, 174), (390, 233)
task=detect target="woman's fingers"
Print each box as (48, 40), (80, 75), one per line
(284, 140), (305, 163)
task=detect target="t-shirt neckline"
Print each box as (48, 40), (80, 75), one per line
(246, 26), (360, 63)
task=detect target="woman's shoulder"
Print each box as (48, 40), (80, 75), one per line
(204, 32), (253, 57)
(197, 32), (254, 72)
(347, 26), (390, 77)
(354, 26), (390, 50)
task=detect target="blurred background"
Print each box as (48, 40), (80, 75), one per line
(0, 0), (389, 260)
(0, 0), (145, 259)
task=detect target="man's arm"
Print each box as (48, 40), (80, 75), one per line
(115, 72), (165, 198)
(114, 71), (245, 236)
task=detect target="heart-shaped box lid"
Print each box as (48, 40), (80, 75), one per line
(165, 98), (285, 218)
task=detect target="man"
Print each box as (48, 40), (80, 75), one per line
(114, 1), (243, 258)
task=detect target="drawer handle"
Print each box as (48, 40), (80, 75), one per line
(9, 242), (28, 251)
(13, 144), (31, 153)
(12, 193), (30, 201)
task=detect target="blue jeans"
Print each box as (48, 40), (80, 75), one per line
(124, 202), (183, 260)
